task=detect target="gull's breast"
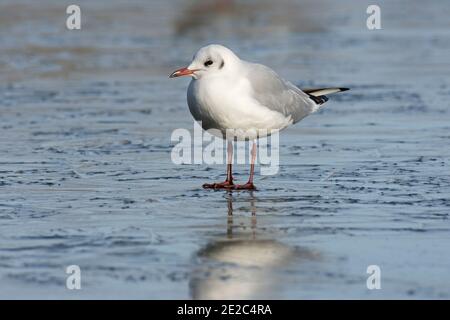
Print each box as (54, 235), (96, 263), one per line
(187, 78), (292, 139)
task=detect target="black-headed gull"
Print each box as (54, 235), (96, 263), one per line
(170, 44), (349, 190)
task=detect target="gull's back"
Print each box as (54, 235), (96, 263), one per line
(242, 61), (320, 124)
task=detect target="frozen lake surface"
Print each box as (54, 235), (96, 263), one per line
(0, 0), (449, 299)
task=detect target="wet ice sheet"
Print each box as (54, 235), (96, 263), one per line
(0, 0), (450, 299)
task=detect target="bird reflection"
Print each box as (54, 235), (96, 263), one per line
(190, 191), (308, 300)
(226, 191), (256, 239)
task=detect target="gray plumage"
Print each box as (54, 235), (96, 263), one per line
(243, 62), (348, 124)
(244, 62), (318, 124)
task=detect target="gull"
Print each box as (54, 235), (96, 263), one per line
(169, 44), (349, 190)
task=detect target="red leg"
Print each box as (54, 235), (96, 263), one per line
(203, 141), (235, 189)
(234, 141), (257, 190)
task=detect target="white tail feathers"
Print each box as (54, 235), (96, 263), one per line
(303, 87), (349, 97)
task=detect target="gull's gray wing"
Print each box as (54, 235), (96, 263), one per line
(243, 62), (319, 123)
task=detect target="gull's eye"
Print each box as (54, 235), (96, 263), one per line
(204, 60), (213, 67)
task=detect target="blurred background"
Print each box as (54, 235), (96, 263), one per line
(1, 0), (448, 83)
(0, 0), (449, 299)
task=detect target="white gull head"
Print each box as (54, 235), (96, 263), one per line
(170, 44), (241, 80)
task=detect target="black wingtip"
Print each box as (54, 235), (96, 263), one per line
(307, 93), (328, 105)
(339, 88), (350, 92)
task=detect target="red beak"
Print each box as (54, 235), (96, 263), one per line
(169, 67), (196, 78)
